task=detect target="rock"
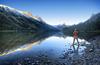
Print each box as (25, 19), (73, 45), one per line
(89, 48), (94, 52)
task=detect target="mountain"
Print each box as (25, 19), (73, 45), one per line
(0, 5), (59, 32)
(63, 13), (100, 40)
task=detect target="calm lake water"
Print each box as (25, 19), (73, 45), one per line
(0, 35), (90, 57)
(0, 32), (90, 64)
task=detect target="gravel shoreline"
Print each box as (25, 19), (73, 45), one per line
(69, 36), (100, 65)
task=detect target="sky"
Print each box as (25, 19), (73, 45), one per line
(0, 0), (100, 25)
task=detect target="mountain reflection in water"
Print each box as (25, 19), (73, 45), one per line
(0, 31), (56, 55)
(0, 31), (90, 65)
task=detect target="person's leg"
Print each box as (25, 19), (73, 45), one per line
(70, 38), (75, 48)
(76, 38), (80, 50)
(72, 38), (75, 46)
(72, 38), (76, 51)
(76, 38), (79, 45)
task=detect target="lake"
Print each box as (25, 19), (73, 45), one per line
(0, 32), (90, 65)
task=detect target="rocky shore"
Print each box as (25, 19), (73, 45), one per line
(68, 36), (100, 65)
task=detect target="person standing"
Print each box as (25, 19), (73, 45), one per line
(72, 29), (79, 46)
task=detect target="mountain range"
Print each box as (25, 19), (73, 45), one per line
(0, 5), (59, 33)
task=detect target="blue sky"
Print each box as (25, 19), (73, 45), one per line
(0, 0), (100, 25)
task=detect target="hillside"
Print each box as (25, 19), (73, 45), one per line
(0, 5), (59, 33)
(63, 13), (100, 40)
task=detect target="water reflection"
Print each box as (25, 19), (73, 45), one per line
(0, 31), (57, 55)
(0, 32), (90, 55)
(0, 31), (91, 65)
